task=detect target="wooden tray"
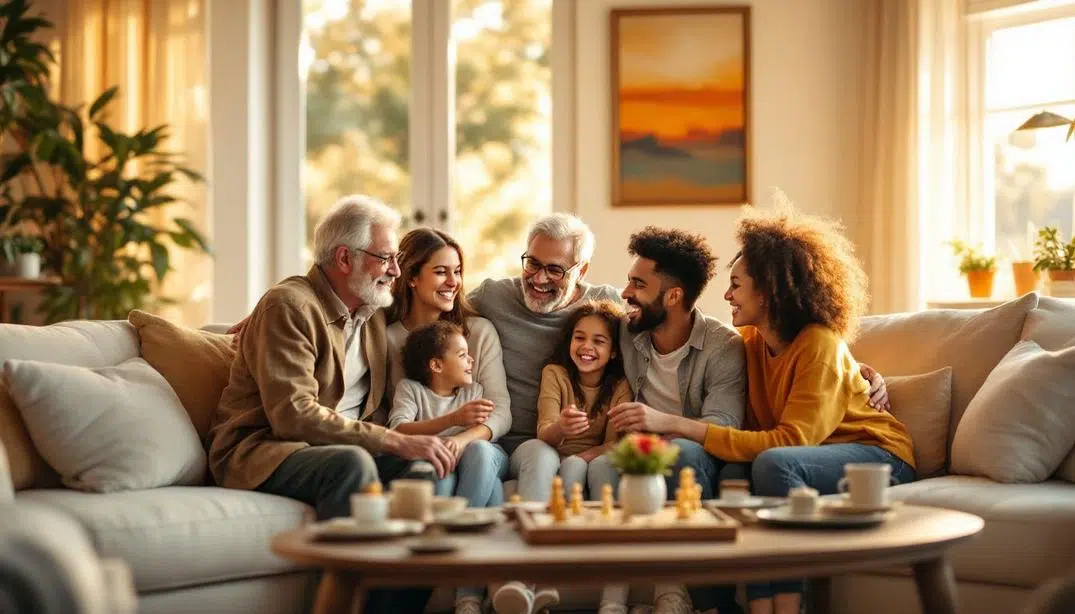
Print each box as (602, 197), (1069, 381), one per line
(516, 503), (739, 545)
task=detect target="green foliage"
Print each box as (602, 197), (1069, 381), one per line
(948, 239), (997, 274)
(1032, 226), (1075, 272)
(0, 2), (208, 321)
(608, 434), (681, 476)
(0, 233), (42, 263)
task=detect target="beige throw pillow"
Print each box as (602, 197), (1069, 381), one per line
(3, 357), (206, 492)
(0, 382), (59, 490)
(128, 310), (236, 443)
(951, 340), (1075, 483)
(884, 367), (952, 478)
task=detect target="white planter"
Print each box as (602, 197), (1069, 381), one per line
(618, 474), (666, 515)
(16, 253), (41, 278)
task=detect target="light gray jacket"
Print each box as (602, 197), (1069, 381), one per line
(619, 309), (746, 428)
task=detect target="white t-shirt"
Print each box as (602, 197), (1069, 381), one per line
(336, 312), (371, 419)
(639, 341), (690, 415)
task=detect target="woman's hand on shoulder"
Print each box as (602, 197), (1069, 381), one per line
(860, 363), (891, 412)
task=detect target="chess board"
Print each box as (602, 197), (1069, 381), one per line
(516, 503), (739, 545)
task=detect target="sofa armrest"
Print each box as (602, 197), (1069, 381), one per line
(0, 439), (14, 503)
(0, 502), (136, 614)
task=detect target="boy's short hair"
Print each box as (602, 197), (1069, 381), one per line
(628, 226), (717, 309)
(402, 320), (465, 386)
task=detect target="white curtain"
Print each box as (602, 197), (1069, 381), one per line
(858, 0), (966, 314)
(50, 0), (210, 327)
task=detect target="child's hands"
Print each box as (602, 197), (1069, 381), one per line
(452, 399), (495, 427)
(557, 405), (590, 437)
(443, 436), (462, 462)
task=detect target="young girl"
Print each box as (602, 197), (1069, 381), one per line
(537, 299), (633, 614)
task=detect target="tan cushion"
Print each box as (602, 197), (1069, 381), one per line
(951, 340), (1075, 483)
(1057, 448), (1075, 483)
(887, 476), (1075, 588)
(1022, 296), (1075, 351)
(4, 357), (206, 492)
(0, 320), (138, 490)
(17, 486), (309, 593)
(850, 293), (1037, 452)
(128, 310), (236, 443)
(884, 367), (951, 477)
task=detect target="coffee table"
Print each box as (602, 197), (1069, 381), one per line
(271, 503), (983, 614)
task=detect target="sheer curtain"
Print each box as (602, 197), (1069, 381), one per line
(52, 0), (210, 326)
(858, 0), (966, 314)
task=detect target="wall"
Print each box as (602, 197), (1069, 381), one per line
(572, 0), (867, 324)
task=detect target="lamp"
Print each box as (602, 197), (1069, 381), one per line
(1016, 110), (1075, 141)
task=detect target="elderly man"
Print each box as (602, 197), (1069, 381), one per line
(209, 196), (454, 612)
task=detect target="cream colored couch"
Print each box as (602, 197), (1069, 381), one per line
(2, 293), (1074, 614)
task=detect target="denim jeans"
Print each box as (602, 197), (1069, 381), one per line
(506, 438), (562, 502)
(738, 444), (917, 601)
(559, 452), (621, 499)
(434, 440), (509, 507)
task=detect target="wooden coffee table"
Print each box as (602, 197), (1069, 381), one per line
(271, 503), (983, 614)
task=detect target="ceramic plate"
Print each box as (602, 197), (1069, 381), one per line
(755, 506), (888, 529)
(709, 496), (785, 510)
(407, 536), (460, 554)
(822, 499), (902, 515)
(311, 518), (424, 542)
(438, 510), (505, 532)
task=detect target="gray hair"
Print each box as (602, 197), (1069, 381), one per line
(526, 213), (595, 264)
(314, 195), (401, 267)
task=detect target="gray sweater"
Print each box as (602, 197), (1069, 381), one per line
(388, 379), (484, 437)
(469, 277), (623, 439)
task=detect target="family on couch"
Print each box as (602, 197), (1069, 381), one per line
(206, 195), (916, 614)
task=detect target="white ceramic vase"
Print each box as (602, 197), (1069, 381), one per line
(618, 474), (666, 515)
(16, 252), (40, 278)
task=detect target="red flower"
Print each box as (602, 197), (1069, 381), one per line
(635, 434), (654, 455)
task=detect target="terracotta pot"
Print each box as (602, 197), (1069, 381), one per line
(1047, 269), (1075, 282)
(1011, 261), (1040, 296)
(965, 270), (995, 298)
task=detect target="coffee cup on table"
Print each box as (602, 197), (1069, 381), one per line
(389, 479), (434, 523)
(787, 486), (819, 517)
(837, 463), (896, 508)
(719, 479), (751, 502)
(351, 492), (388, 527)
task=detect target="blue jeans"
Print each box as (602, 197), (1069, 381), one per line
(434, 440), (508, 507)
(736, 444), (917, 602)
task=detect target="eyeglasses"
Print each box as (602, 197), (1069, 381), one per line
(353, 247), (404, 268)
(521, 254), (581, 281)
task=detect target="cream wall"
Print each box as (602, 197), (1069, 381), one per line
(572, 0), (867, 324)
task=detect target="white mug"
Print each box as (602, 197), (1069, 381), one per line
(389, 479), (434, 522)
(351, 493), (388, 527)
(837, 463), (896, 507)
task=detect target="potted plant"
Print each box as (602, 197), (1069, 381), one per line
(948, 239), (998, 298)
(2, 234), (44, 278)
(608, 434), (680, 515)
(1032, 226), (1075, 283)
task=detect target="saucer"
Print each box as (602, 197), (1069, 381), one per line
(311, 518), (424, 542)
(407, 536), (460, 554)
(755, 506), (888, 529)
(710, 496), (785, 509)
(823, 499), (901, 515)
(438, 509), (505, 532)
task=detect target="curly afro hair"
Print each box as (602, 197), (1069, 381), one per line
(734, 207), (869, 342)
(628, 227), (717, 309)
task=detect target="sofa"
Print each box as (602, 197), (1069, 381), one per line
(1, 293), (1073, 614)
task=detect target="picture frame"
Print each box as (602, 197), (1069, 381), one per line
(610, 6), (751, 207)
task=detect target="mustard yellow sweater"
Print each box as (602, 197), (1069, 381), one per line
(703, 324), (915, 467)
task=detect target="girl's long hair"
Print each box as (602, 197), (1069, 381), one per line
(387, 227), (474, 336)
(545, 299), (626, 417)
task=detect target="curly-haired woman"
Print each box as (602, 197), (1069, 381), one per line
(705, 208), (916, 614)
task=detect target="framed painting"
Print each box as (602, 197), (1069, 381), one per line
(610, 6), (751, 207)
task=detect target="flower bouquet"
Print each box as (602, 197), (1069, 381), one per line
(609, 434), (680, 475)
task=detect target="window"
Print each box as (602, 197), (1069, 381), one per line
(298, 0), (553, 282)
(977, 7), (1075, 268)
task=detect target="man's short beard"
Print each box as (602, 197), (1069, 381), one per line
(351, 269), (394, 309)
(522, 273), (578, 314)
(626, 291), (668, 333)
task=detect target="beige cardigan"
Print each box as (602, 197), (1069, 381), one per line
(208, 266), (389, 490)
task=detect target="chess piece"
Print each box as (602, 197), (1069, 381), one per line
(550, 477), (568, 523)
(691, 483), (703, 512)
(600, 484), (614, 519)
(676, 497), (692, 520)
(509, 493), (522, 505)
(570, 483), (584, 515)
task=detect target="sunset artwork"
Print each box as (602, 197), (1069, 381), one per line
(611, 7), (750, 206)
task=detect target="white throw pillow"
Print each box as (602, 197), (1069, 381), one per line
(3, 357), (206, 492)
(950, 340), (1075, 483)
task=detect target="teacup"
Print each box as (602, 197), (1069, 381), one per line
(719, 479), (751, 502)
(838, 463), (896, 507)
(787, 486), (819, 517)
(350, 492), (388, 527)
(389, 479), (434, 523)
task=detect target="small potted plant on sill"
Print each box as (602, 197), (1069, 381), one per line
(1032, 226), (1075, 283)
(608, 433), (680, 515)
(1, 234), (45, 279)
(948, 239), (998, 298)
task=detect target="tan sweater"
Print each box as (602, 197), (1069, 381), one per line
(536, 364), (632, 457)
(208, 266), (390, 490)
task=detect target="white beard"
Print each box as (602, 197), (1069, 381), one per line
(350, 268), (394, 309)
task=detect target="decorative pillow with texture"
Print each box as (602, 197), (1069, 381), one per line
(3, 357), (206, 492)
(128, 310), (236, 442)
(884, 367), (952, 478)
(951, 340), (1075, 483)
